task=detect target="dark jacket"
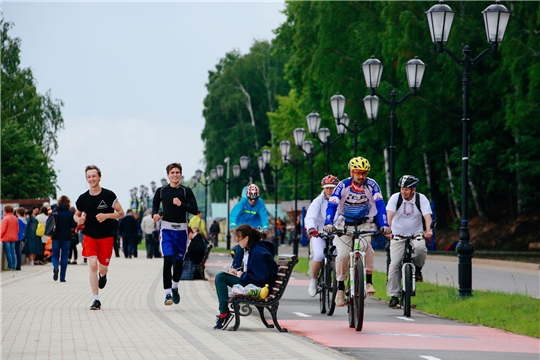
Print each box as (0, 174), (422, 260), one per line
(119, 214), (139, 235)
(239, 241), (278, 288)
(210, 221), (220, 234)
(52, 205), (77, 241)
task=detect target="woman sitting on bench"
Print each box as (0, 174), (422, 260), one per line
(213, 224), (278, 330)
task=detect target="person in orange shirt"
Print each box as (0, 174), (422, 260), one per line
(1, 205), (19, 270)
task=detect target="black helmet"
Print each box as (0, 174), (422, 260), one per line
(398, 175), (418, 188)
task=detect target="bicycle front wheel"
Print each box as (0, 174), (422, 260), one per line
(318, 266), (326, 314)
(325, 260), (337, 316)
(347, 287), (355, 328)
(354, 260), (365, 331)
(403, 265), (412, 317)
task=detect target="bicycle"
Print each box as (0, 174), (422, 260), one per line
(315, 231), (338, 316)
(330, 223), (380, 331)
(392, 232), (422, 317)
(392, 222), (435, 318)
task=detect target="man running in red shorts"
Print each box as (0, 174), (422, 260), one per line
(74, 165), (125, 310)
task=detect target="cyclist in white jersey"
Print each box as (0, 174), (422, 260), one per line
(385, 175), (432, 308)
(323, 156), (391, 307)
(305, 175), (340, 297)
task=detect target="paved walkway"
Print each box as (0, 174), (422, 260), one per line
(1, 248), (348, 360)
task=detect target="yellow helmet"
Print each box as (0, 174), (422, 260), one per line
(348, 157), (370, 171)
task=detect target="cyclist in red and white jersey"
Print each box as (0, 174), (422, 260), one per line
(305, 175), (340, 297)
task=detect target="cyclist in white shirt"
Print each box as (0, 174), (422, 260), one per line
(385, 175), (433, 308)
(305, 175), (340, 297)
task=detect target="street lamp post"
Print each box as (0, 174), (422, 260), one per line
(239, 155), (266, 185)
(261, 148), (286, 256)
(425, 0), (510, 298)
(280, 140), (306, 256)
(293, 128), (317, 200)
(195, 168), (217, 221)
(362, 55), (426, 196)
(330, 94), (376, 157)
(305, 112), (343, 174)
(216, 159), (241, 250)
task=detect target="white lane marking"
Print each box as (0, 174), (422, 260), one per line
(292, 312), (312, 317)
(397, 316), (415, 321)
(420, 356), (442, 360)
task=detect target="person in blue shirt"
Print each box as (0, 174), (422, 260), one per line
(229, 184), (270, 269)
(323, 156), (391, 307)
(213, 224), (278, 330)
(15, 207), (27, 271)
(52, 196), (78, 282)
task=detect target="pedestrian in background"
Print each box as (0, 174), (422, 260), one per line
(15, 207), (27, 270)
(1, 205), (19, 271)
(68, 207), (79, 264)
(141, 209), (157, 259)
(209, 220), (220, 247)
(24, 206), (43, 266)
(51, 196), (77, 282)
(119, 209), (139, 258)
(35, 206), (49, 265)
(189, 210), (207, 240)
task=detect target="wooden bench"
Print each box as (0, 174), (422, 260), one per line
(227, 255), (298, 332)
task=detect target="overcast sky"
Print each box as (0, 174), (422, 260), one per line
(3, 0), (286, 208)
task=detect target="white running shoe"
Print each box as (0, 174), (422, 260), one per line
(366, 283), (376, 295)
(308, 282), (317, 297)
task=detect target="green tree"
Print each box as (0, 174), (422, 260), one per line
(268, 1), (540, 230)
(201, 40), (290, 201)
(1, 21), (64, 199)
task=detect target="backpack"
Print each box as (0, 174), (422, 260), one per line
(395, 192), (426, 231)
(36, 222), (45, 237)
(44, 212), (58, 237)
(187, 233), (207, 265)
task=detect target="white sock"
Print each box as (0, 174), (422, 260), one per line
(94, 295), (100, 301)
(310, 279), (317, 287)
(164, 288), (172, 295)
(172, 281), (179, 290)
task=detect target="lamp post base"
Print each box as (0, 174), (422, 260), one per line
(292, 237), (299, 257)
(456, 225), (475, 298)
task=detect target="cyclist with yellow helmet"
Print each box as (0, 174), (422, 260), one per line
(323, 156), (390, 307)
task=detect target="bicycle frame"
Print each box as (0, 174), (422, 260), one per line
(334, 225), (379, 331)
(348, 235), (370, 301)
(394, 232), (423, 317)
(317, 232), (338, 316)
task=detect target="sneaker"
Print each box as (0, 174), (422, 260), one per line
(308, 282), (317, 297)
(171, 288), (180, 304)
(388, 296), (400, 308)
(335, 290), (345, 307)
(213, 312), (234, 330)
(164, 294), (173, 306)
(416, 267), (423, 282)
(98, 274), (107, 289)
(53, 269), (59, 281)
(366, 283), (376, 295)
(90, 300), (101, 310)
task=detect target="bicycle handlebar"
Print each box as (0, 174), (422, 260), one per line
(392, 232), (426, 241)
